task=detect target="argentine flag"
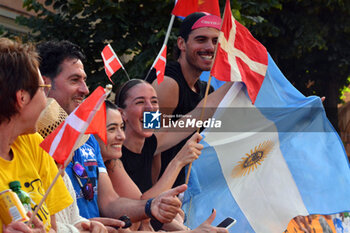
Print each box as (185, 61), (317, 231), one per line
(184, 1), (350, 231)
(184, 2), (350, 232)
(183, 53), (350, 233)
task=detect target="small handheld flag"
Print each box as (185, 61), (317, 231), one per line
(152, 44), (167, 84)
(210, 0), (267, 104)
(29, 86), (108, 226)
(40, 86), (107, 165)
(101, 44), (130, 83)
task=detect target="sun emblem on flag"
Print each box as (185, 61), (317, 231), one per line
(231, 140), (274, 178)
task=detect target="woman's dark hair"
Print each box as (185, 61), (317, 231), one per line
(0, 38), (40, 124)
(105, 99), (118, 110)
(115, 79), (149, 109)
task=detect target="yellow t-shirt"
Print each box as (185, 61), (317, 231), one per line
(0, 133), (73, 232)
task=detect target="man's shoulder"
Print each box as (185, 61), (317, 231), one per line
(165, 60), (180, 71)
(164, 61), (183, 80)
(75, 135), (100, 157)
(145, 61), (181, 84)
(160, 61), (187, 91)
(151, 61), (180, 94)
(83, 135), (99, 147)
(151, 76), (180, 107)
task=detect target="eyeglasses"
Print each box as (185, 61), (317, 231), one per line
(72, 161), (94, 201)
(38, 84), (51, 97)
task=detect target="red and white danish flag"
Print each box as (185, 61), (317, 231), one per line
(211, 0), (268, 104)
(152, 44), (167, 84)
(40, 86), (107, 166)
(101, 44), (123, 84)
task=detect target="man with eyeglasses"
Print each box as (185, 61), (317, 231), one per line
(37, 40), (187, 230)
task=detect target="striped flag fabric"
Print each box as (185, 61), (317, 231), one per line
(152, 44), (167, 84)
(101, 44), (123, 84)
(211, 1), (267, 103)
(40, 86), (107, 165)
(172, 0), (220, 18)
(182, 1), (350, 232)
(210, 0), (267, 104)
(184, 56), (350, 233)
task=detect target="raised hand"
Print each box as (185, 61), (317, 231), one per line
(151, 184), (187, 223)
(192, 209), (229, 233)
(175, 132), (203, 166)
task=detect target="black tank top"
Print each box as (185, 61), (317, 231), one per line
(157, 61), (214, 186)
(121, 134), (157, 193)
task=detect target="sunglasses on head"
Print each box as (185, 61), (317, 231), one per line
(72, 161), (94, 201)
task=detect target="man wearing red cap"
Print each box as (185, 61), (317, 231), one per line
(147, 12), (222, 187)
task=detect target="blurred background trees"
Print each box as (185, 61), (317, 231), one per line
(8, 0), (350, 129)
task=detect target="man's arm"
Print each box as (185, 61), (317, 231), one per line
(152, 76), (179, 116)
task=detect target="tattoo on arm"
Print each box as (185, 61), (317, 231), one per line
(104, 159), (122, 172)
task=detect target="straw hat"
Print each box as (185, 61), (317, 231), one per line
(37, 98), (89, 150)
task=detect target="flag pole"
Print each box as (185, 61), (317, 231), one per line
(27, 164), (65, 225)
(27, 137), (83, 226)
(144, 14), (175, 80)
(163, 14), (175, 46)
(27, 132), (101, 225)
(121, 66), (131, 81)
(113, 51), (130, 81)
(185, 75), (213, 185)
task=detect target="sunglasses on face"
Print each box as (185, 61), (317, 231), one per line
(72, 161), (94, 201)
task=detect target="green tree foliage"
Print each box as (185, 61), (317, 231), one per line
(18, 0), (180, 90)
(15, 0), (283, 90)
(246, 0), (350, 129)
(16, 0), (350, 128)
